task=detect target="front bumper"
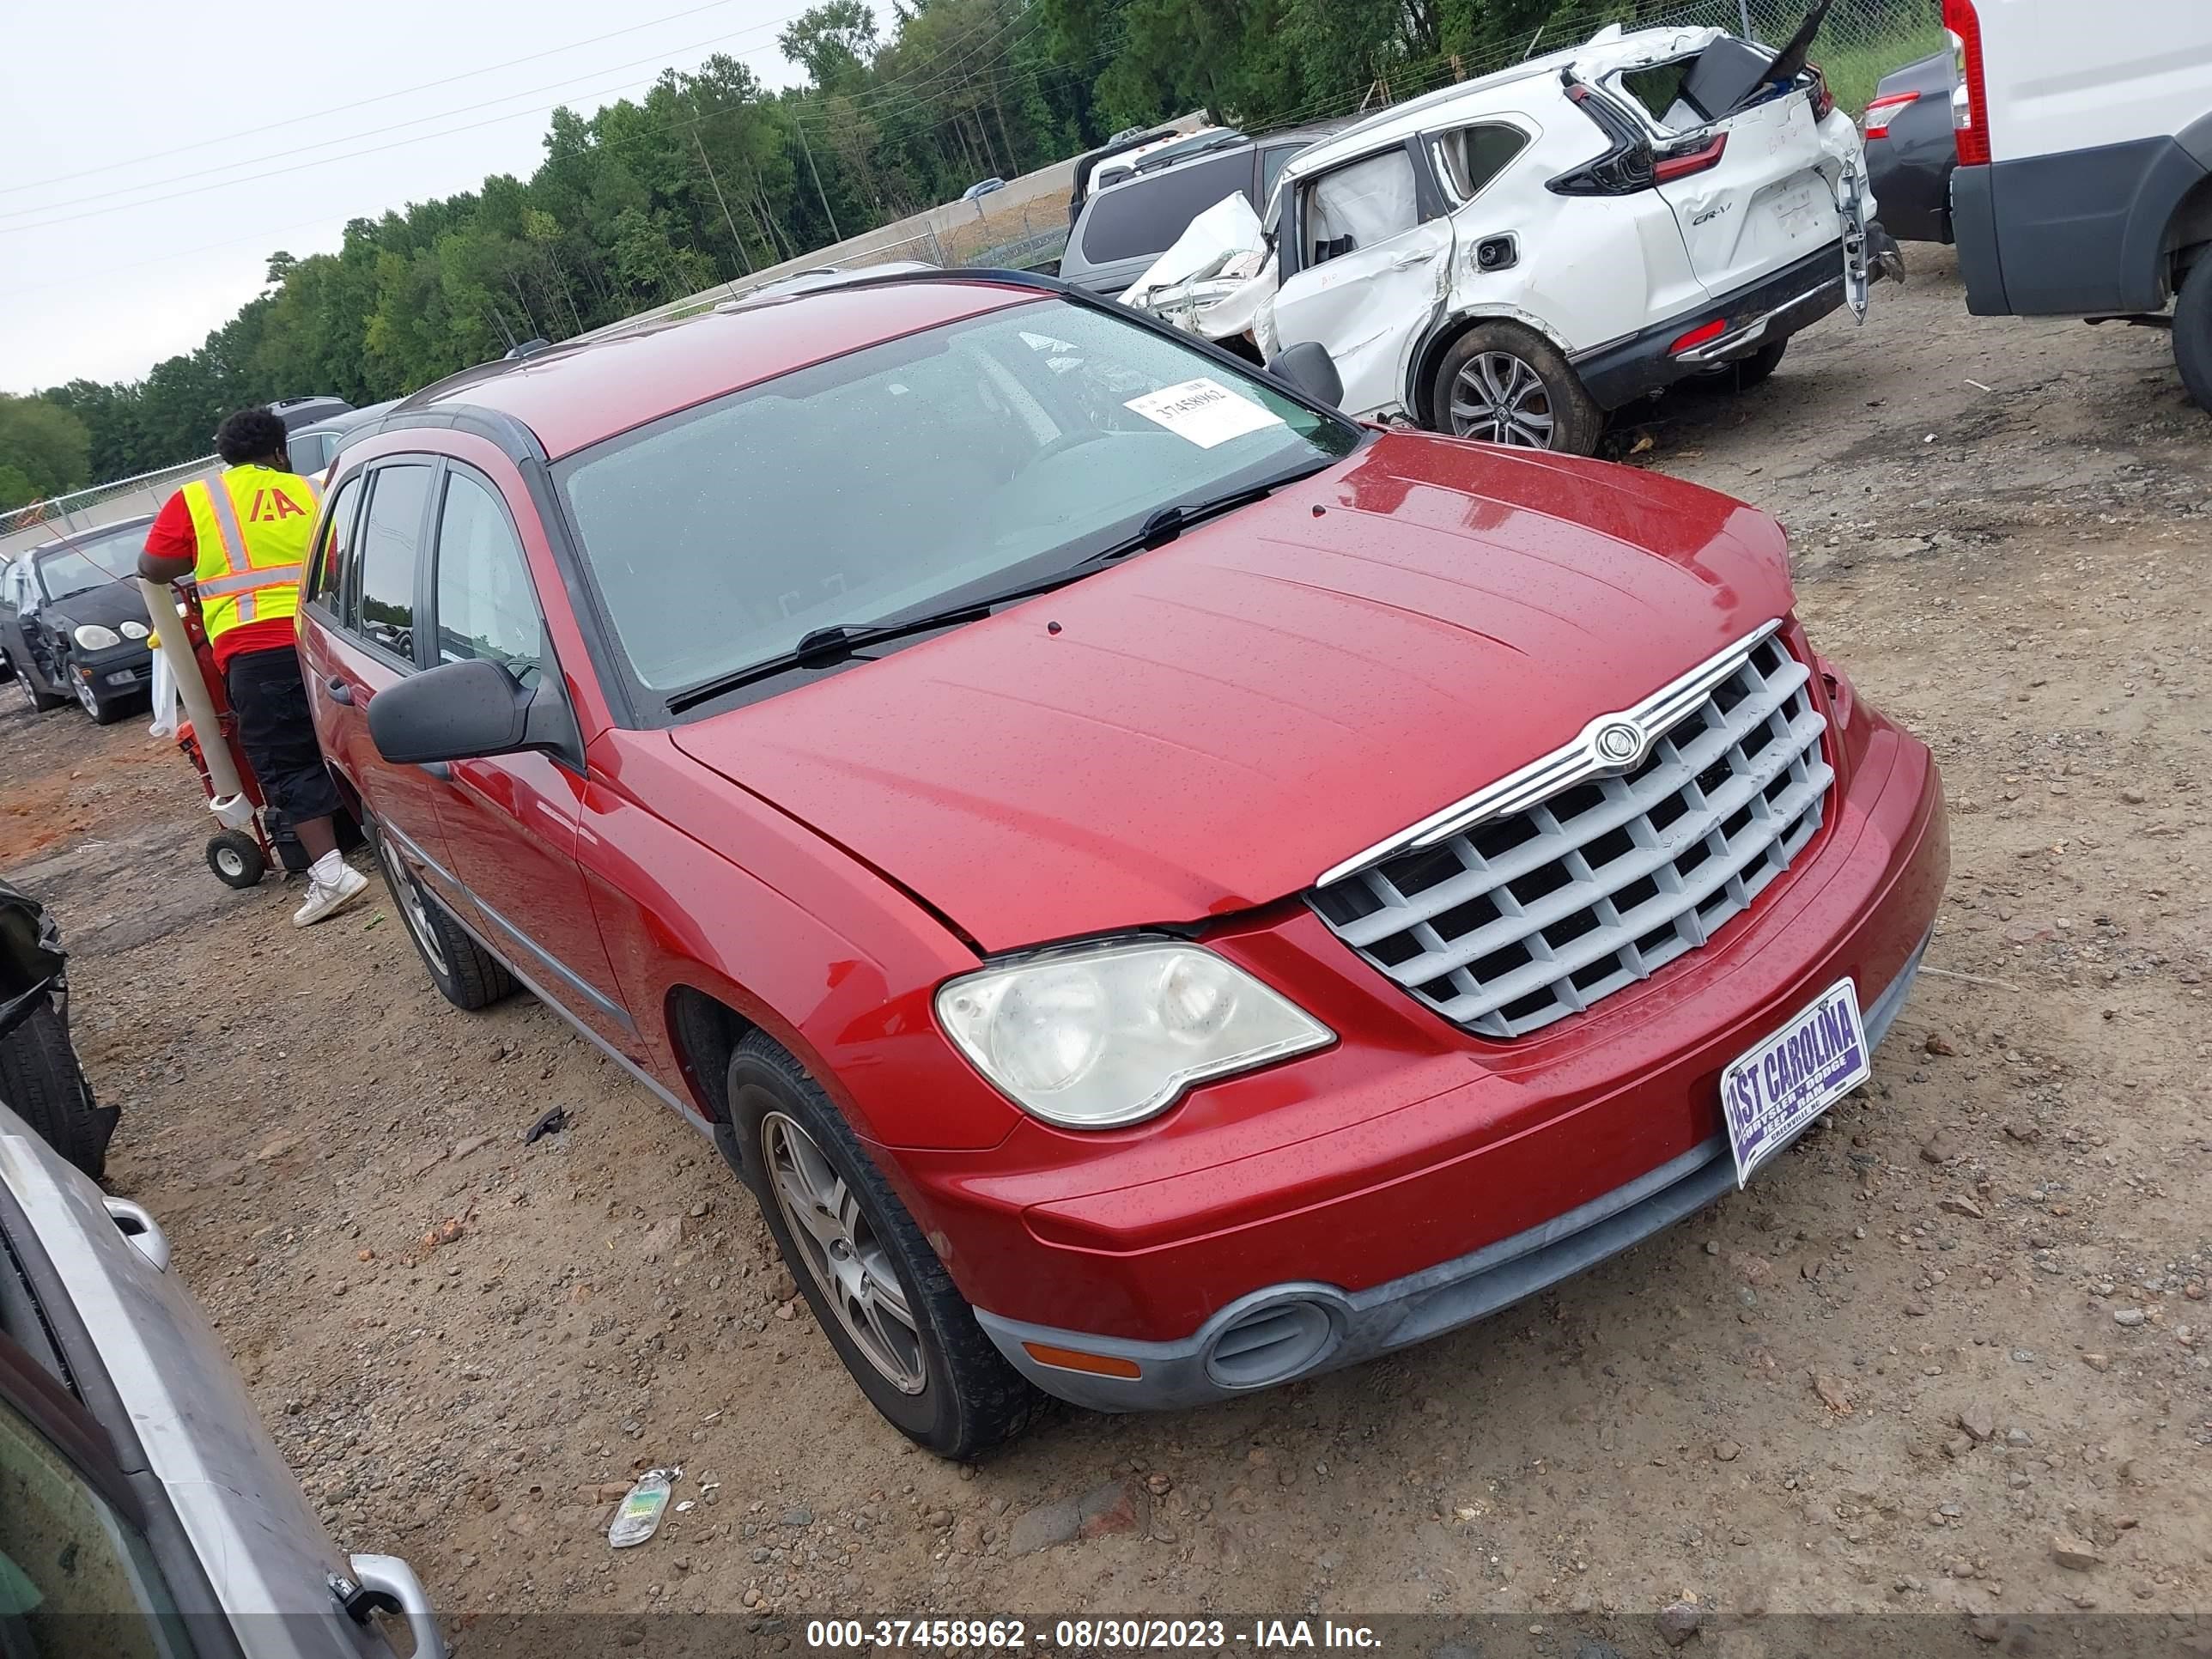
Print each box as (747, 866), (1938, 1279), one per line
(72, 647), (153, 700)
(921, 702), (1946, 1411)
(979, 928), (1926, 1412)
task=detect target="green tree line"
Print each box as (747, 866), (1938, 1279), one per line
(3, 0), (1918, 507)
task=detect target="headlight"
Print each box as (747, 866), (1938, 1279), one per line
(119, 621), (149, 640)
(71, 624), (121, 651)
(936, 940), (1333, 1129)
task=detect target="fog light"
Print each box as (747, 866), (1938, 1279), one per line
(106, 670), (137, 686)
(1203, 1296), (1338, 1389)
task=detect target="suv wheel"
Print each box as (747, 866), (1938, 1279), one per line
(2172, 253), (2212, 414)
(367, 817), (515, 1011)
(717, 1031), (1037, 1458)
(1431, 322), (1603, 455)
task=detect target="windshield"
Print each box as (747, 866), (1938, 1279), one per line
(36, 526), (142, 601)
(556, 296), (1359, 696)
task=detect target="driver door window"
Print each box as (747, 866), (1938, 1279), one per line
(0, 1388), (177, 1656)
(1300, 147), (1421, 267)
(432, 471), (547, 689)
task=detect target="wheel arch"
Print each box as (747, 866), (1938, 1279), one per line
(2156, 167), (2212, 295)
(664, 983), (757, 1127)
(1405, 306), (1579, 428)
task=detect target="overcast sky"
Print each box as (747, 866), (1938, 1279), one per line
(0, 0), (862, 395)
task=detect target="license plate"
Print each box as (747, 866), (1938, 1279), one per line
(1720, 978), (1869, 1188)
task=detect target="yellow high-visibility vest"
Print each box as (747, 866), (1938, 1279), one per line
(184, 465), (320, 642)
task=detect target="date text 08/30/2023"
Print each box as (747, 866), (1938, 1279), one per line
(805, 1619), (1384, 1652)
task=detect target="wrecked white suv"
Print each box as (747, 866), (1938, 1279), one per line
(1125, 20), (1894, 454)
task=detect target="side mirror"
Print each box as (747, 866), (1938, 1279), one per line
(1269, 340), (1343, 409)
(368, 658), (569, 767)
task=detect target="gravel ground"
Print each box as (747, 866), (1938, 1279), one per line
(2, 246), (2207, 1640)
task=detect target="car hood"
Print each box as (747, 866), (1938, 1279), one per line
(670, 432), (1796, 950)
(46, 578), (150, 636)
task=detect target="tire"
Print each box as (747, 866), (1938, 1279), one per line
(367, 817), (515, 1011)
(2172, 253), (2212, 415)
(1430, 321), (1604, 456)
(16, 665), (66, 713)
(717, 1031), (1037, 1458)
(205, 830), (266, 890)
(70, 668), (125, 725)
(0, 1001), (118, 1181)
(1731, 338), (1788, 389)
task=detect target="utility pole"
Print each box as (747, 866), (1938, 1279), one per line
(693, 124), (753, 275)
(793, 106), (841, 242)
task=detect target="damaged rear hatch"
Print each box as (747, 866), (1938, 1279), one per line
(1572, 13), (1878, 319)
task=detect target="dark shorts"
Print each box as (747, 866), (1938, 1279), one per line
(224, 647), (342, 824)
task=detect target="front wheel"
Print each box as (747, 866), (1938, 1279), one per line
(70, 669), (125, 725)
(719, 1032), (1037, 1458)
(367, 817), (515, 1011)
(2172, 253), (2212, 415)
(1430, 322), (1603, 456)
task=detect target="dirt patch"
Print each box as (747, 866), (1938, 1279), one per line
(3, 246), (2206, 1631)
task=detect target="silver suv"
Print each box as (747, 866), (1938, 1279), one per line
(1058, 124), (1344, 298)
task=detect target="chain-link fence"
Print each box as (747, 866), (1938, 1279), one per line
(0, 454), (217, 556)
(1260, 0), (1943, 134)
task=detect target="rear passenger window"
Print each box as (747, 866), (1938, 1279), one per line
(355, 464), (432, 661)
(304, 476), (362, 618)
(1301, 147), (1421, 266)
(1431, 124), (1528, 205)
(1258, 144), (1302, 210)
(1079, 153), (1255, 265)
(433, 471), (546, 690)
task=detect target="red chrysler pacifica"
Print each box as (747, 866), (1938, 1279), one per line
(295, 271), (1947, 1455)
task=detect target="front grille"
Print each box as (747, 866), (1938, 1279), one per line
(1310, 633), (1833, 1039)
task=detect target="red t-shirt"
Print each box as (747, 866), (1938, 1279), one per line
(145, 487), (301, 671)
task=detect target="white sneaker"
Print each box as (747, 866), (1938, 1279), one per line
(293, 864), (368, 927)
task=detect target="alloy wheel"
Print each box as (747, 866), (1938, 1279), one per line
(761, 1109), (926, 1395)
(1449, 351), (1558, 447)
(378, 833), (450, 976)
(73, 673), (98, 718)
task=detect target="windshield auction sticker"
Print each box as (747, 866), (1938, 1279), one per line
(1124, 378), (1285, 448)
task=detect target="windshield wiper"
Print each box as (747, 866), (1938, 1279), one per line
(1075, 478), (1287, 569)
(666, 575), (1072, 714)
(664, 465), (1331, 714)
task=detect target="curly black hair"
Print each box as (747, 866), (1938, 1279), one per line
(214, 407), (289, 465)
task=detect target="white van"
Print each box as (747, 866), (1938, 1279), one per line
(1945, 0), (2212, 407)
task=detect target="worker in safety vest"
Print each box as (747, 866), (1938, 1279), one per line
(139, 408), (368, 927)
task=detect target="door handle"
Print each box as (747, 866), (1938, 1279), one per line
(325, 677), (353, 706)
(418, 762), (451, 781)
(104, 1197), (170, 1273)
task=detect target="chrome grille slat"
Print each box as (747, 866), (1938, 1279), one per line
(1309, 631), (1834, 1040)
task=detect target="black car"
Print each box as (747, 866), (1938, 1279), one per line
(1864, 49), (1956, 246)
(0, 517), (156, 723)
(1058, 121), (1348, 299)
